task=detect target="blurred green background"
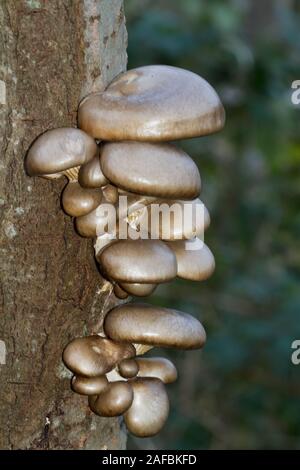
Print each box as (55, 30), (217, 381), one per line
(125, 0), (300, 449)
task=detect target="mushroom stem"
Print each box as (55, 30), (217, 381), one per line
(134, 344), (154, 356)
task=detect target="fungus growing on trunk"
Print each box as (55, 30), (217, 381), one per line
(25, 63), (225, 438)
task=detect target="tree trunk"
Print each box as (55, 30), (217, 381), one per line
(0, 0), (127, 450)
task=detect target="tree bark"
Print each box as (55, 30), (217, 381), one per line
(0, 0), (127, 450)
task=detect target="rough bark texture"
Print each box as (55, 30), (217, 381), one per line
(0, 0), (128, 450)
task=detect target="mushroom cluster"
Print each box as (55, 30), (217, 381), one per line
(25, 65), (225, 437)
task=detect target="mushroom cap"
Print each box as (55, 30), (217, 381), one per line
(137, 357), (177, 384)
(119, 282), (157, 297)
(78, 65), (225, 142)
(139, 198), (210, 240)
(104, 303), (206, 349)
(25, 128), (97, 176)
(61, 182), (102, 217)
(118, 358), (139, 378)
(88, 381), (133, 417)
(62, 335), (135, 377)
(167, 238), (215, 281)
(71, 375), (108, 395)
(100, 141), (201, 200)
(75, 202), (117, 238)
(99, 239), (177, 283)
(124, 377), (169, 437)
(113, 284), (129, 299)
(78, 152), (108, 188)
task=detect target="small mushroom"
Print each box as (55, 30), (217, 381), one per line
(137, 357), (177, 384)
(113, 284), (129, 300)
(98, 239), (177, 284)
(118, 358), (139, 378)
(78, 65), (225, 141)
(124, 377), (169, 437)
(75, 201), (117, 238)
(25, 128), (97, 179)
(71, 375), (108, 395)
(167, 238), (215, 281)
(62, 335), (135, 377)
(61, 182), (102, 217)
(104, 303), (206, 350)
(88, 381), (133, 417)
(100, 141), (201, 199)
(78, 151), (108, 188)
(119, 282), (157, 297)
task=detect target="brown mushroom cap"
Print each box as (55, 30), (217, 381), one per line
(61, 182), (102, 217)
(62, 335), (135, 377)
(88, 381), (133, 417)
(99, 239), (177, 283)
(100, 142), (201, 200)
(71, 375), (108, 395)
(78, 152), (108, 188)
(78, 65), (225, 142)
(119, 282), (157, 297)
(167, 238), (215, 281)
(124, 377), (169, 437)
(75, 201), (117, 238)
(25, 128), (97, 176)
(104, 303), (206, 349)
(118, 358), (139, 378)
(137, 357), (177, 384)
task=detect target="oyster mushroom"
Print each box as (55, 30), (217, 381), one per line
(78, 151), (108, 188)
(78, 65), (225, 141)
(98, 239), (177, 284)
(124, 377), (169, 437)
(104, 303), (206, 350)
(118, 358), (139, 379)
(62, 335), (135, 377)
(167, 238), (215, 281)
(119, 282), (157, 297)
(25, 128), (97, 181)
(61, 182), (102, 217)
(113, 283), (129, 300)
(71, 375), (108, 395)
(75, 199), (117, 238)
(88, 381), (133, 417)
(137, 357), (177, 384)
(100, 141), (201, 200)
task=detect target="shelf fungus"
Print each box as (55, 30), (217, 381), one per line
(25, 64), (224, 438)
